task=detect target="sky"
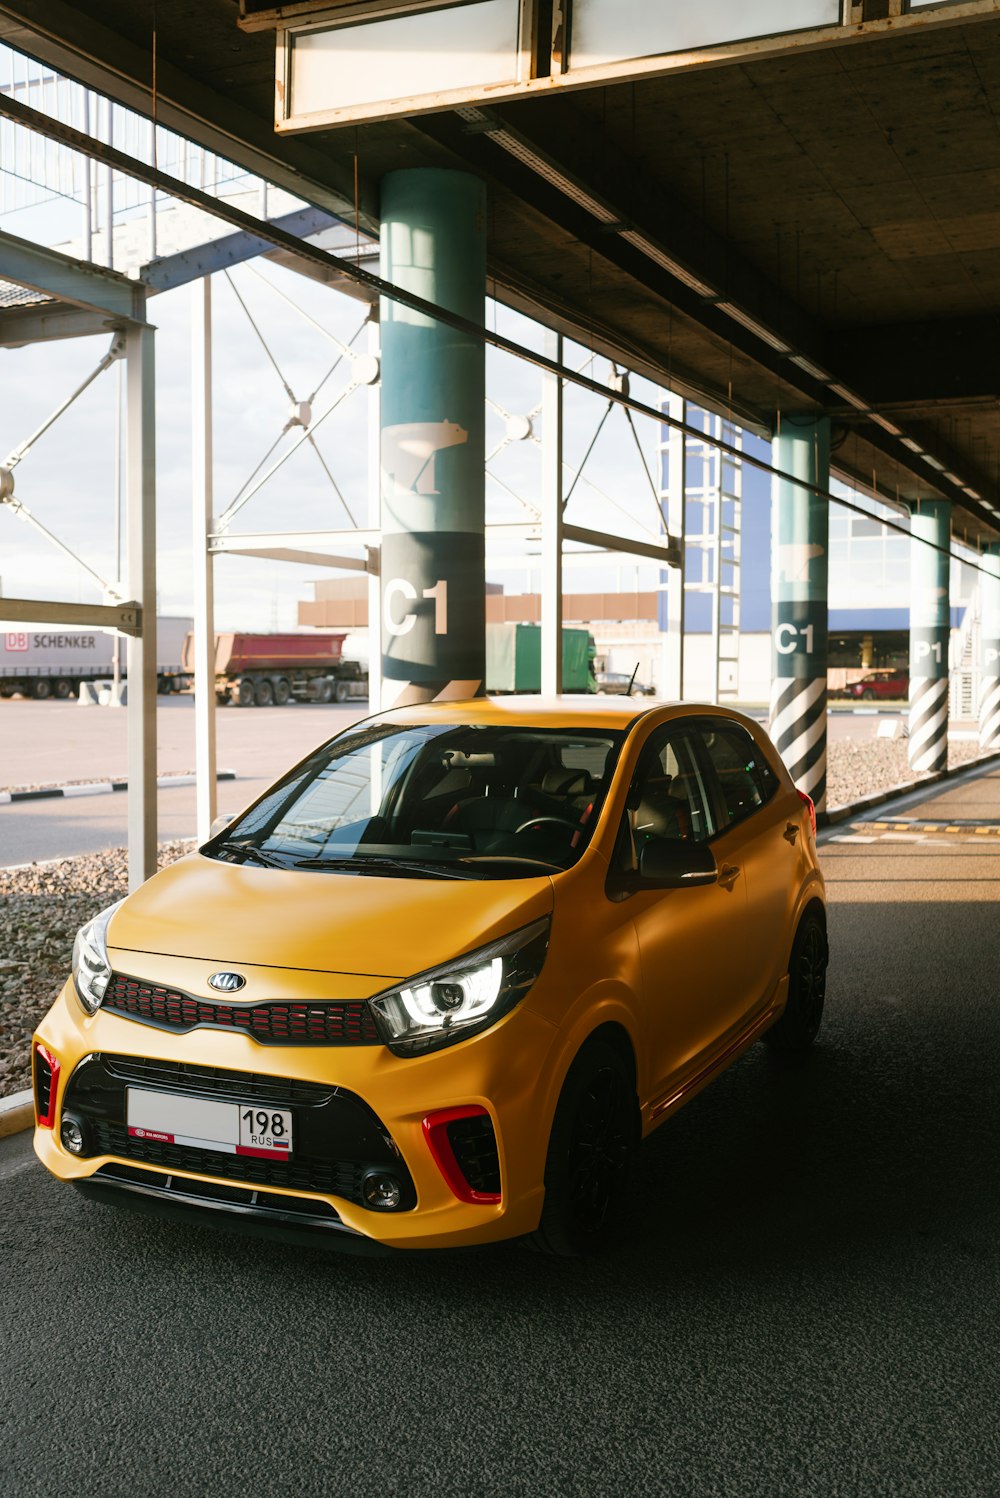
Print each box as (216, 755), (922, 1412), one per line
(0, 244), (670, 633)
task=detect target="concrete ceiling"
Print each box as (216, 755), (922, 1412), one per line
(4, 0), (1000, 545)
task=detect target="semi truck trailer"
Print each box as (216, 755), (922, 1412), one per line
(0, 616), (192, 699)
(185, 631), (369, 706)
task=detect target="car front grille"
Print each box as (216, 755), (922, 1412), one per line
(104, 1054), (336, 1106)
(91, 1121), (368, 1199)
(64, 1053), (416, 1212)
(103, 972), (380, 1046)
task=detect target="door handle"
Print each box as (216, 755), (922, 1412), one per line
(783, 821), (799, 843)
(717, 863), (741, 886)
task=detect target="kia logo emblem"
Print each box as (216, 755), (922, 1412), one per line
(208, 971), (246, 993)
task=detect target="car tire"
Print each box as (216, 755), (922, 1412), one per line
(528, 1039), (638, 1257)
(763, 912), (828, 1054)
(862, 688), (876, 700)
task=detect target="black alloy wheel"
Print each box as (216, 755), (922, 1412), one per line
(530, 1040), (638, 1256)
(764, 912), (828, 1054)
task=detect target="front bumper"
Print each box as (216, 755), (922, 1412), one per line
(33, 977), (556, 1250)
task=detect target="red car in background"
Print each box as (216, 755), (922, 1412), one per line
(844, 670), (909, 701)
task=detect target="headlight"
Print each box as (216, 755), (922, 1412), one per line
(369, 917), (550, 1057)
(71, 899), (125, 1015)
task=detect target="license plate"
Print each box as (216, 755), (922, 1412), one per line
(126, 1088), (293, 1160)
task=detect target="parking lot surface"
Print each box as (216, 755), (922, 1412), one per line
(2, 765), (1000, 1497)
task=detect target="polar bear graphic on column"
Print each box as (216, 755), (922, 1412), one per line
(381, 420), (468, 499)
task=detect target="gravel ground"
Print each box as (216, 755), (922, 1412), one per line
(1, 738), (994, 1100)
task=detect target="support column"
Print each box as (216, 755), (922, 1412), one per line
(125, 321), (157, 888)
(769, 416), (830, 811)
(908, 499), (950, 773)
(191, 277), (217, 842)
(980, 546), (1000, 752)
(379, 169), (486, 705)
(541, 328), (563, 695)
(660, 393), (685, 700)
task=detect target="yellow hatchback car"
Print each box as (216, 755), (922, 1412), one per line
(33, 697), (826, 1255)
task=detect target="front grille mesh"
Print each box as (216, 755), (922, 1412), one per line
(104, 1055), (335, 1106)
(93, 1121), (367, 1201)
(104, 972), (380, 1046)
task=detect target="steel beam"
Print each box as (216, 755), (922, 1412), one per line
(125, 321), (157, 889)
(0, 597), (141, 633)
(191, 278), (217, 844)
(140, 206), (342, 294)
(541, 327), (564, 695)
(0, 228), (144, 321)
(0, 305), (119, 346)
(562, 523), (681, 568)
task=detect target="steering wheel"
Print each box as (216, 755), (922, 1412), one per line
(515, 815), (578, 836)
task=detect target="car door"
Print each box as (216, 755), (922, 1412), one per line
(689, 718), (804, 1013)
(613, 723), (752, 1101)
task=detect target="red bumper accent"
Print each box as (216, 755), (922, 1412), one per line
(33, 1043), (61, 1128)
(422, 1105), (501, 1205)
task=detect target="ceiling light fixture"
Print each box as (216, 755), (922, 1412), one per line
(789, 354), (831, 382)
(714, 302), (791, 352)
(827, 382), (868, 409)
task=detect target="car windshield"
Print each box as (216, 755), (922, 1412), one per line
(204, 722), (625, 879)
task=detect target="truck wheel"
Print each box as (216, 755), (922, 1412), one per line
(315, 678), (333, 704)
(254, 678), (274, 707)
(334, 680), (350, 704)
(54, 679), (73, 700)
(236, 678), (255, 708)
(32, 679), (52, 700)
(273, 677), (291, 706)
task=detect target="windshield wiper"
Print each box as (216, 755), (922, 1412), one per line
(213, 840), (292, 869)
(291, 855), (475, 880)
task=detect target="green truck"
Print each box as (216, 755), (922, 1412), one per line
(485, 623), (595, 693)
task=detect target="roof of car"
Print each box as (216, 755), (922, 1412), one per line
(372, 693), (651, 731)
(367, 694), (753, 733)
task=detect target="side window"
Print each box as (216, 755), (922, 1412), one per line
(616, 729), (715, 870)
(696, 722), (777, 828)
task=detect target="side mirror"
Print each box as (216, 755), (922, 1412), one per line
(638, 840), (718, 888)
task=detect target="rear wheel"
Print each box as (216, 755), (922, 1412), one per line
(236, 677), (255, 707)
(529, 1040), (638, 1257)
(334, 680), (350, 704)
(32, 679), (51, 700)
(54, 679), (73, 700)
(273, 677), (291, 706)
(254, 677), (274, 707)
(764, 912), (828, 1054)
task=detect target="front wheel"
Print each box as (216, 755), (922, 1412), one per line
(529, 1040), (638, 1257)
(764, 912), (828, 1054)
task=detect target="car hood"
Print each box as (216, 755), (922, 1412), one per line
(107, 852), (554, 982)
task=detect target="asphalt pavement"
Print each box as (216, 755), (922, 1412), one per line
(3, 765), (1000, 1497)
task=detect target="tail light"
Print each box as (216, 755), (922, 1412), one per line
(33, 1043), (60, 1128)
(797, 789), (817, 837)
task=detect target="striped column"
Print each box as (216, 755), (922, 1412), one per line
(908, 500), (950, 774)
(769, 417), (830, 811)
(979, 545), (1000, 752)
(379, 170), (486, 707)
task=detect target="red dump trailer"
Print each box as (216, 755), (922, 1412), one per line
(183, 631), (368, 706)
